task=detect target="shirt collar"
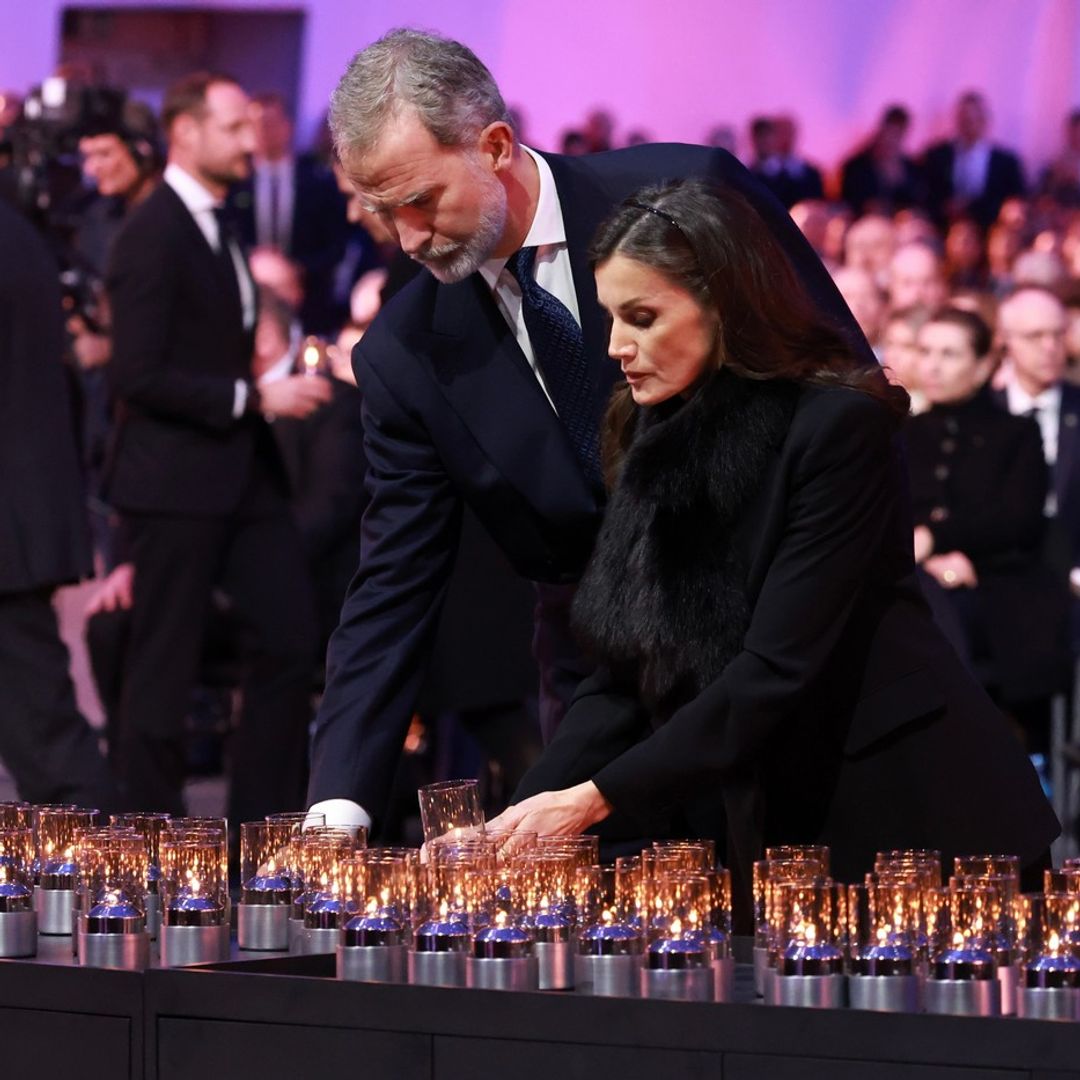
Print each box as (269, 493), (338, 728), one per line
(1006, 376), (1061, 414)
(478, 145), (565, 292)
(164, 162), (221, 215)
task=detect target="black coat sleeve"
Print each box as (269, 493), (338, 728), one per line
(306, 334), (462, 816)
(590, 393), (899, 829)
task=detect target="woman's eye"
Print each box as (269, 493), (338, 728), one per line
(632, 311), (654, 328)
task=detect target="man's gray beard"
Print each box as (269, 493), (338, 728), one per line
(416, 190), (507, 284)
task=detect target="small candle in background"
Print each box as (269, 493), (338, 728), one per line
(301, 336), (324, 377)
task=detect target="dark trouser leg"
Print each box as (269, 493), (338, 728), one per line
(0, 588), (117, 808)
(84, 607), (132, 765)
(220, 502), (317, 824)
(114, 514), (222, 815)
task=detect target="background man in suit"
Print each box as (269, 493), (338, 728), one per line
(309, 28), (869, 833)
(105, 71), (331, 820)
(923, 91), (1025, 230)
(0, 196), (116, 808)
(228, 92), (349, 335)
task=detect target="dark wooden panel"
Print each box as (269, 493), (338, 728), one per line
(725, 1056), (1022, 1080)
(0, 1008), (131, 1079)
(434, 1037), (719, 1080)
(156, 1017), (429, 1080)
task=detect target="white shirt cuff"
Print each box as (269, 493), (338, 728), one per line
(233, 379), (248, 418)
(308, 798), (372, 835)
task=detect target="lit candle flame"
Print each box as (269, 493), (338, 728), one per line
(303, 344), (320, 373)
(1049, 929), (1062, 956)
(670, 917), (683, 937)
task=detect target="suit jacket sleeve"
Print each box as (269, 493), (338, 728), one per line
(590, 393), (899, 829)
(926, 419), (1046, 559)
(106, 222), (238, 431)
(306, 337), (462, 815)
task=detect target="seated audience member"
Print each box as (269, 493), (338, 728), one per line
(583, 108), (615, 153)
(1039, 109), (1080, 207)
(1058, 281), (1080, 378)
(831, 265), (886, 354)
(987, 221), (1023, 295)
(560, 130), (589, 156)
(893, 209), (941, 249)
(822, 205), (853, 267)
(997, 288), (1080, 574)
(844, 213), (896, 287)
(923, 91), (1026, 230)
(841, 104), (925, 216)
(880, 304), (931, 410)
(770, 113), (825, 207)
(888, 241), (948, 310)
(1012, 249), (1068, 292)
(908, 307), (1068, 741)
(705, 124), (737, 155)
(944, 217), (987, 289)
(789, 200), (831, 261)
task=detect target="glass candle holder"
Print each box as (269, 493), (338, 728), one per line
(77, 830), (150, 971)
(409, 858), (475, 988)
(875, 850), (942, 889)
(467, 864), (538, 993)
(573, 865), (641, 997)
(35, 807), (98, 935)
(290, 828), (356, 922)
(640, 870), (714, 1001)
(237, 821), (295, 951)
(951, 871), (1020, 1014)
(0, 827), (36, 956)
(517, 851), (576, 990)
(847, 879), (920, 1012)
(337, 850), (410, 983)
(1014, 892), (1080, 1020)
(765, 845), (830, 875)
(925, 878), (1002, 1016)
(653, 839), (716, 872)
(752, 856), (822, 997)
(158, 836), (229, 966)
(111, 813), (170, 940)
(536, 834), (600, 867)
(0, 803), (33, 830)
(417, 779), (484, 845)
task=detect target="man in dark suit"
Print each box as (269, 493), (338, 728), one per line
(0, 197), (117, 808)
(105, 71), (331, 819)
(923, 91), (1025, 230)
(227, 92), (349, 335)
(840, 104), (925, 217)
(308, 28), (870, 833)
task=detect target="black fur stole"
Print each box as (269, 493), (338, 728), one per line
(572, 368), (800, 718)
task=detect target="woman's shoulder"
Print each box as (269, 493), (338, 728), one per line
(789, 381), (897, 438)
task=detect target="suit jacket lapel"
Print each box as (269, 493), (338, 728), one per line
(418, 274), (598, 518)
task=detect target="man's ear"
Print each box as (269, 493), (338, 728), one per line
(478, 121), (515, 173)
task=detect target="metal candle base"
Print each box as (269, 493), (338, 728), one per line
(468, 955), (539, 992)
(300, 926), (340, 956)
(160, 924), (227, 967)
(714, 955), (735, 1003)
(237, 903), (290, 951)
(35, 887), (75, 936)
(409, 948), (468, 988)
(78, 928), (150, 972)
(997, 963), (1018, 1017)
(574, 953), (640, 998)
(640, 966), (714, 1002)
(753, 946), (770, 997)
(1017, 986), (1080, 1021)
(924, 977), (1001, 1017)
(536, 940), (574, 991)
(337, 943), (408, 983)
(848, 974), (920, 1013)
(145, 892), (161, 942)
(288, 917), (304, 953)
(0, 910), (36, 957)
(773, 973), (846, 1009)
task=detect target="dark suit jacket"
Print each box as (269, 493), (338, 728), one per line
(840, 148), (925, 216)
(923, 141), (1026, 229)
(0, 200), (92, 593)
(517, 387), (1059, 885)
(307, 142), (872, 816)
(750, 159), (824, 209)
(104, 182), (274, 516)
(228, 155), (348, 334)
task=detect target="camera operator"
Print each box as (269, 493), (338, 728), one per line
(0, 194), (117, 808)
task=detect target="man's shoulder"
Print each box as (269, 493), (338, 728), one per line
(553, 142), (732, 187)
(112, 183), (185, 253)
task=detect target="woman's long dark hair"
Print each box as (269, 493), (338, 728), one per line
(590, 179), (909, 483)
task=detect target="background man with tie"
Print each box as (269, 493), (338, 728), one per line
(105, 72), (331, 819)
(308, 29), (869, 832)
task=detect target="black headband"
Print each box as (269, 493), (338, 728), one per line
(626, 200), (688, 238)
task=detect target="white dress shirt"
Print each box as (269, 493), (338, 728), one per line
(953, 140), (991, 200)
(309, 145), (576, 833)
(164, 162), (257, 417)
(1006, 377), (1061, 517)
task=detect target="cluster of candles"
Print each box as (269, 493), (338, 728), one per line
(2, 780), (1079, 1022)
(754, 845), (1080, 1020)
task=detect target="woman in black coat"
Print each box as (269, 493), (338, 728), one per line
(907, 307), (1069, 728)
(490, 180), (1058, 904)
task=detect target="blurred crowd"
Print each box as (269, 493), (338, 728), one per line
(4, 72), (1080, 830)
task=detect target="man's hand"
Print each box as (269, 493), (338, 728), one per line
(68, 316), (111, 370)
(913, 524), (935, 564)
(85, 562), (135, 615)
(924, 551), (978, 589)
(487, 781), (612, 838)
(259, 375), (332, 420)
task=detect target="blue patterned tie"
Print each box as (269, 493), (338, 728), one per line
(506, 246), (602, 488)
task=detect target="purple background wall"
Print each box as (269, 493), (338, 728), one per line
(3, 0), (1080, 172)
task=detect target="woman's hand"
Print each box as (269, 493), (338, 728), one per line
(913, 525), (935, 564)
(924, 551), (978, 589)
(487, 782), (613, 838)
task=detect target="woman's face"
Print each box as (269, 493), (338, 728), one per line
(881, 318), (919, 390)
(916, 320), (989, 405)
(595, 254), (715, 406)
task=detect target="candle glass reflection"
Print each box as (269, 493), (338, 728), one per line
(417, 779), (484, 846)
(0, 828), (36, 956)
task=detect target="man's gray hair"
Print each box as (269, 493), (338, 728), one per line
(329, 28), (512, 162)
